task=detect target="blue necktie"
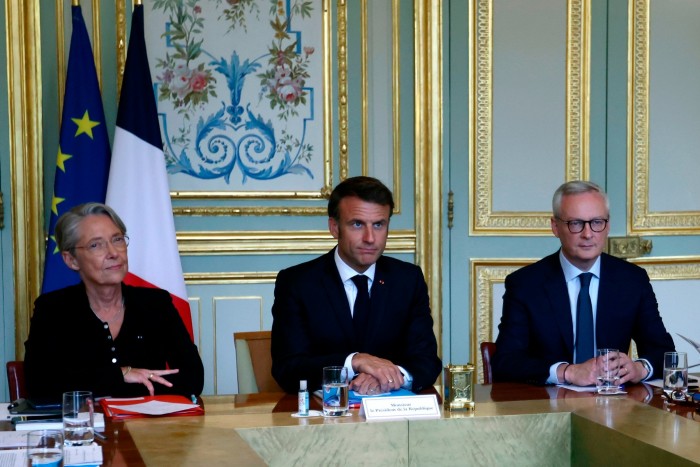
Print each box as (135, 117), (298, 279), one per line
(351, 275), (370, 338)
(575, 272), (594, 363)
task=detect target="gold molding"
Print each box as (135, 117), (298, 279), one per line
(7, 0), (44, 359)
(172, 205), (327, 216)
(471, 259), (533, 383)
(415, 0), (443, 360)
(392, 0), (401, 213)
(337, 0), (348, 181)
(116, 1), (126, 97)
(628, 0), (700, 235)
(469, 0), (590, 235)
(91, 0), (102, 89)
(361, 0), (368, 175)
(177, 229), (416, 255)
(631, 256), (700, 281)
(56, 0), (65, 114)
(184, 272), (278, 285)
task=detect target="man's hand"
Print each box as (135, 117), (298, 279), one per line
(351, 353), (403, 392)
(559, 352), (648, 387)
(615, 352), (648, 384)
(350, 373), (382, 395)
(558, 359), (597, 386)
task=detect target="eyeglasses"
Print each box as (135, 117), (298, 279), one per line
(557, 218), (608, 234)
(74, 235), (129, 255)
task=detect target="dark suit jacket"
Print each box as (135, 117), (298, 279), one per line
(492, 252), (675, 384)
(24, 283), (204, 402)
(271, 249), (442, 393)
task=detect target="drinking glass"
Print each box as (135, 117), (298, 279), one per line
(62, 391), (94, 446)
(596, 348), (621, 395)
(26, 429), (63, 467)
(322, 366), (349, 416)
(663, 351), (688, 401)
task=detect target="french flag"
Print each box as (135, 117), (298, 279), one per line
(106, 4), (194, 340)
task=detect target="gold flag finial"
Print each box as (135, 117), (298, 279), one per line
(134, 0), (143, 5)
(72, 0), (79, 6)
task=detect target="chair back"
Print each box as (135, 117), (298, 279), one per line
(6, 360), (26, 401)
(233, 331), (282, 393)
(480, 342), (496, 384)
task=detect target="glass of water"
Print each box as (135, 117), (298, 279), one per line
(663, 351), (688, 402)
(596, 348), (621, 395)
(62, 391), (94, 446)
(322, 366), (349, 416)
(26, 429), (63, 466)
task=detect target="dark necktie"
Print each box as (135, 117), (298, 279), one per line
(575, 272), (594, 363)
(351, 275), (370, 338)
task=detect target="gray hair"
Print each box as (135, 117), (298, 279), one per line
(55, 203), (127, 253)
(552, 181), (609, 218)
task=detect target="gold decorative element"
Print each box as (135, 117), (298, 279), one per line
(628, 0), (700, 235)
(414, 0), (443, 357)
(608, 236), (652, 259)
(177, 230), (416, 255)
(469, 0), (590, 235)
(56, 0), (66, 114)
(337, 0), (349, 181)
(471, 260), (535, 383)
(172, 206), (327, 216)
(184, 272), (278, 284)
(7, 1), (44, 359)
(171, 189), (328, 200)
(91, 0), (102, 90)
(116, 1), (126, 96)
(392, 0), (402, 212)
(631, 256), (700, 281)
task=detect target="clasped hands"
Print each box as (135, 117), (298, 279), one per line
(350, 353), (404, 395)
(122, 366), (179, 396)
(559, 352), (647, 386)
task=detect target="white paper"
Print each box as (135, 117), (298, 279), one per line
(106, 399), (198, 415)
(361, 395), (440, 420)
(556, 384), (598, 392)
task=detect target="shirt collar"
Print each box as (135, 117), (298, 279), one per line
(558, 250), (601, 283)
(334, 247), (376, 284)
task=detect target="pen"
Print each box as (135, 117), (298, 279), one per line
(190, 394), (197, 404)
(94, 431), (108, 442)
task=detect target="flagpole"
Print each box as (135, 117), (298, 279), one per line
(134, 0), (142, 5)
(72, 0), (79, 6)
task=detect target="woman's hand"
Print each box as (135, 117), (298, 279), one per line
(122, 367), (179, 396)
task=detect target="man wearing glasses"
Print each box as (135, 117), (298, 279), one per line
(492, 181), (675, 385)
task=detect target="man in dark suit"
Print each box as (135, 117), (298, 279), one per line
(493, 181), (674, 385)
(271, 176), (442, 394)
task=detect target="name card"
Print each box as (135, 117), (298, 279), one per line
(360, 394), (440, 421)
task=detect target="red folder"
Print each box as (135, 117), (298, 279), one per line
(99, 394), (204, 419)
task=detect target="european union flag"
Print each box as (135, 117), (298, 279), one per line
(41, 5), (111, 293)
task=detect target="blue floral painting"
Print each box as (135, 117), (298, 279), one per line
(145, 0), (323, 194)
